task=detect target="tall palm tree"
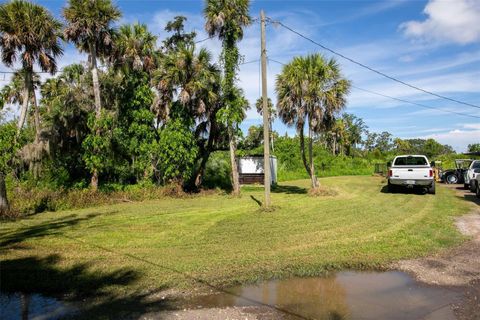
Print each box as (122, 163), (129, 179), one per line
(111, 23), (156, 73)
(63, 0), (121, 190)
(0, 0), (63, 141)
(152, 44), (222, 188)
(204, 0), (251, 196)
(276, 54), (351, 189)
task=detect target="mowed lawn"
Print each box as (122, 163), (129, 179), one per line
(0, 176), (472, 296)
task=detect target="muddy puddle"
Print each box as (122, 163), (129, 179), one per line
(0, 271), (465, 319)
(0, 292), (75, 320)
(184, 271), (462, 319)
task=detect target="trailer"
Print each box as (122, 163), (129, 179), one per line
(238, 156), (277, 185)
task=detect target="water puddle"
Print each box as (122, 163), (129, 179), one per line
(0, 292), (75, 320)
(185, 271), (462, 319)
(0, 272), (463, 319)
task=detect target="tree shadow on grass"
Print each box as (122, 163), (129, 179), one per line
(0, 212), (116, 248)
(272, 184), (308, 194)
(0, 213), (313, 319)
(0, 254), (173, 319)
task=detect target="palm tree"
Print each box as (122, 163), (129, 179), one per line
(152, 44), (222, 188)
(63, 0), (121, 190)
(204, 0), (251, 196)
(111, 23), (156, 72)
(276, 54), (350, 189)
(0, 0), (63, 141)
(255, 97), (276, 151)
(331, 118), (346, 155)
(0, 70), (40, 111)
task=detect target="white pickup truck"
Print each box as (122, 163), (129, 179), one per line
(388, 155), (435, 194)
(464, 160), (480, 192)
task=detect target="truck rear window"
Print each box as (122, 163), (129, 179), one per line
(394, 156), (428, 166)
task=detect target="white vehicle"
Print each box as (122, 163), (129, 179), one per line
(464, 160), (480, 192)
(388, 155), (435, 194)
(474, 168), (480, 198)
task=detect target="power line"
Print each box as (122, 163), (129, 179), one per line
(351, 85), (480, 120)
(240, 58), (261, 65)
(195, 35), (214, 44)
(267, 18), (480, 110)
(267, 58), (480, 120)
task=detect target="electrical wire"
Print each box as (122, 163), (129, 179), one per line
(267, 18), (480, 110)
(267, 57), (480, 120)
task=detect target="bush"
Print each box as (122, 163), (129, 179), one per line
(3, 180), (191, 218)
(202, 152), (232, 191)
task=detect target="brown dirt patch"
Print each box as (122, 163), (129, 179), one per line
(393, 184), (480, 319)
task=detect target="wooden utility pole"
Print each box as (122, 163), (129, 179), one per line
(261, 10), (271, 208)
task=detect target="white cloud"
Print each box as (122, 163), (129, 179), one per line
(463, 123), (480, 130)
(423, 128), (480, 152)
(401, 0), (480, 44)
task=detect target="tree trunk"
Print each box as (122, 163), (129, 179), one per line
(308, 125), (318, 189)
(0, 173), (9, 215)
(90, 46), (102, 117)
(90, 45), (102, 190)
(270, 120), (274, 152)
(91, 169), (99, 191)
(193, 138), (214, 189)
(299, 125), (310, 176)
(31, 85), (41, 143)
(17, 72), (31, 136)
(229, 126), (240, 196)
(332, 136), (336, 155)
(21, 293), (30, 320)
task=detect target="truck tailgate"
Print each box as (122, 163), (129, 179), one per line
(391, 167), (431, 179)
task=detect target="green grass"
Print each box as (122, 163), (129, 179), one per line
(0, 176), (472, 299)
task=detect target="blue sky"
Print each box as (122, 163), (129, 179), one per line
(2, 0), (480, 151)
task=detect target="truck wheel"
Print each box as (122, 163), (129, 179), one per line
(445, 174), (458, 184)
(428, 183), (436, 195)
(470, 182), (476, 193)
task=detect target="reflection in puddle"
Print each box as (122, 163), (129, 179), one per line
(187, 271), (461, 319)
(0, 292), (75, 320)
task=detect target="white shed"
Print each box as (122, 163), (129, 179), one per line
(237, 156), (277, 185)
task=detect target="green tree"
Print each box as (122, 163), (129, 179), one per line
(255, 97), (276, 151)
(157, 119), (198, 184)
(375, 131), (393, 153)
(152, 28), (222, 189)
(63, 0), (121, 190)
(468, 143), (480, 153)
(342, 113), (366, 156)
(41, 64), (92, 185)
(111, 23), (156, 72)
(110, 23), (157, 182)
(242, 125), (263, 150)
(330, 119), (346, 155)
(204, 0), (252, 195)
(276, 54), (351, 189)
(393, 138), (412, 154)
(0, 0), (63, 140)
(0, 122), (18, 214)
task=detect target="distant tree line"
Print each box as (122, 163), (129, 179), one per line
(241, 112), (455, 160)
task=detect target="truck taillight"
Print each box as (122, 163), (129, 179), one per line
(388, 170), (392, 177)
(429, 169), (433, 177)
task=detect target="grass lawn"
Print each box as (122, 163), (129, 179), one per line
(0, 176), (472, 299)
